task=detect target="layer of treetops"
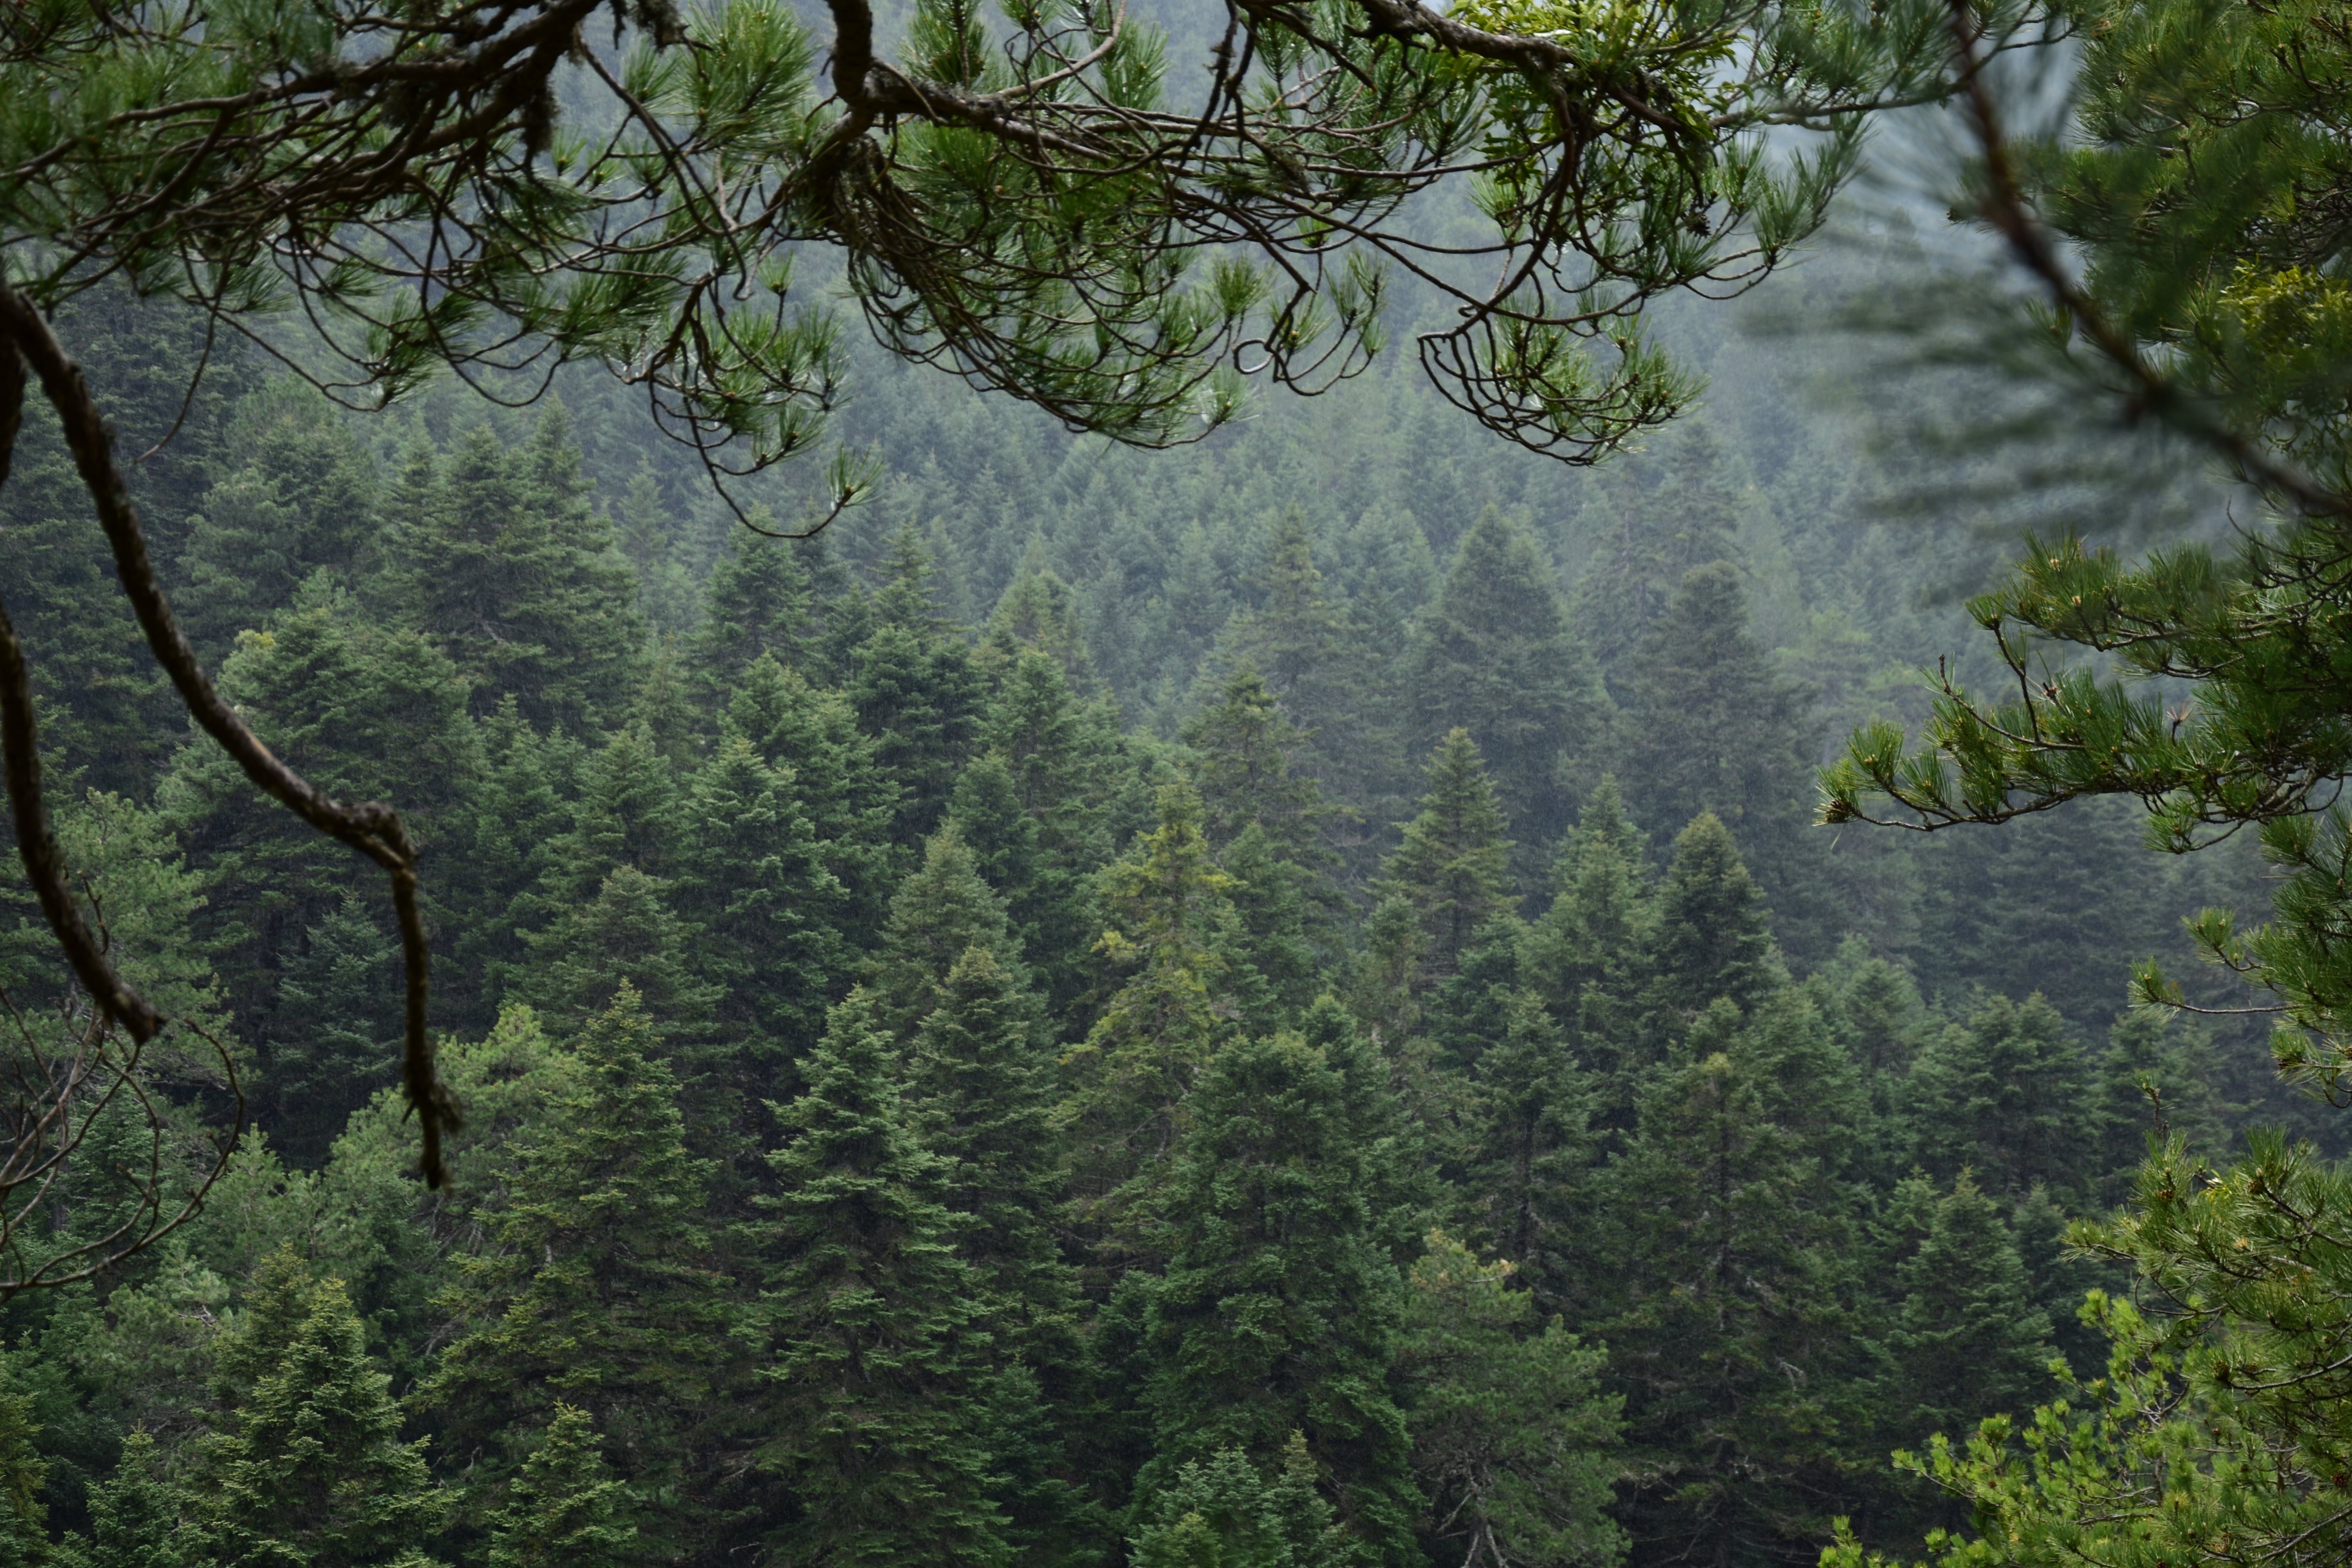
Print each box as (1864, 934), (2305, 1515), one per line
(0, 281), (2296, 1568)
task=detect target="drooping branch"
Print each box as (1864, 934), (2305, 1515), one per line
(0, 281), (461, 1188)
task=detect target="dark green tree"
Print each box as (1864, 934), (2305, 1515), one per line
(62, 1429), (182, 1568)
(1404, 510), (1611, 862)
(1614, 563), (1823, 953)
(1571, 420), (1744, 680)
(420, 987), (726, 1552)
(1394, 1232), (1623, 1568)
(748, 990), (1009, 1567)
(481, 1405), (641, 1568)
(1872, 1172), (2057, 1445)
(1646, 812), (1785, 1027)
(868, 831), (1032, 1043)
(686, 530), (829, 704)
(1377, 730), (1516, 993)
(188, 1267), (447, 1568)
(1136, 1029), (1421, 1568)
(1596, 995), (1867, 1567)
(385, 410), (645, 731)
(1524, 777), (1656, 1095)
(1899, 994), (2103, 1205)
(851, 528), (989, 846)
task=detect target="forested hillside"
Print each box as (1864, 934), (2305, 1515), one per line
(0, 249), (2296, 1568)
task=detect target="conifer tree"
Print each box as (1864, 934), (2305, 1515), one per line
(678, 733), (856, 1078)
(514, 864), (722, 1038)
(868, 831), (1032, 1042)
(1873, 1172), (2056, 1443)
(269, 888), (403, 1161)
(1403, 510), (1610, 860)
(1614, 563), (1822, 953)
(386, 413), (645, 731)
(1595, 995), (1868, 1568)
(904, 945), (1074, 1354)
(748, 990), (1009, 1567)
(1377, 730), (1516, 993)
(1647, 812), (1784, 1026)
(724, 653), (901, 941)
(1900, 994), (2102, 1204)
(687, 531), (827, 704)
(482, 1405), (640, 1568)
(179, 388), (378, 660)
(1524, 777), (1655, 1088)
(852, 527), (989, 846)
(982, 559), (1097, 689)
(1185, 664), (1345, 1013)
(1136, 1030), (1421, 1568)
(189, 1268), (447, 1568)
(0, 1366), (46, 1568)
(1127, 1438), (1346, 1568)
(1571, 419), (1744, 679)
(437, 697), (583, 1029)
(64, 1429), (181, 1568)
(612, 460), (699, 638)
(1394, 1233), (1622, 1568)
(1218, 512), (1398, 862)
(1060, 783), (1256, 1228)
(420, 987), (725, 1551)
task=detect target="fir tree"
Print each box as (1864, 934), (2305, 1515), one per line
(1873, 1172), (2056, 1443)
(420, 987), (726, 1552)
(904, 944), (1074, 1354)
(1614, 563), (1822, 955)
(64, 1429), (181, 1568)
(0, 1365), (46, 1568)
(687, 530), (826, 704)
(1127, 1438), (1346, 1568)
(386, 413), (645, 731)
(612, 460), (699, 638)
(1394, 1233), (1622, 1568)
(482, 1405), (640, 1568)
(1136, 1030), (1421, 1568)
(982, 558), (1097, 689)
(749, 991), (1010, 1567)
(1647, 812), (1784, 1026)
(724, 653), (901, 942)
(1060, 783), (1255, 1229)
(851, 528), (988, 846)
(268, 888), (403, 1163)
(1571, 419), (1744, 680)
(1900, 994), (2102, 1204)
(189, 1268), (447, 1568)
(679, 733), (856, 1079)
(514, 864), (722, 1038)
(868, 831), (1031, 1043)
(1596, 996), (1867, 1568)
(1403, 509), (1611, 862)
(1377, 730), (1516, 993)
(179, 388), (379, 661)
(1524, 777), (1655, 1094)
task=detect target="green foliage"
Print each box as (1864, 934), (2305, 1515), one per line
(1396, 1233), (1622, 1568)
(1379, 731), (1516, 993)
(1405, 510), (1612, 866)
(1137, 1030), (1420, 1567)
(481, 1405), (639, 1568)
(749, 991), (1010, 1566)
(1129, 1438), (1347, 1568)
(187, 1260), (447, 1568)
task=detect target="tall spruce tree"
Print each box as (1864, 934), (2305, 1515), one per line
(1377, 730), (1517, 993)
(1524, 777), (1656, 1098)
(1596, 995), (1868, 1568)
(748, 990), (1010, 1567)
(1646, 812), (1785, 1027)
(1403, 510), (1610, 863)
(687, 530), (829, 705)
(481, 1405), (640, 1568)
(851, 528), (988, 846)
(1614, 563), (1824, 955)
(868, 831), (1032, 1043)
(419, 988), (726, 1552)
(1135, 1029), (1421, 1568)
(1571, 420), (1744, 680)
(1899, 994), (2103, 1205)
(385, 412), (645, 731)
(62, 1429), (181, 1568)
(189, 1265), (447, 1568)
(1059, 782), (1256, 1232)
(1871, 1172), (2057, 1446)
(1394, 1232), (1622, 1568)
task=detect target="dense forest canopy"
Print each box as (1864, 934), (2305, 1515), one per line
(2, 0), (2351, 1565)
